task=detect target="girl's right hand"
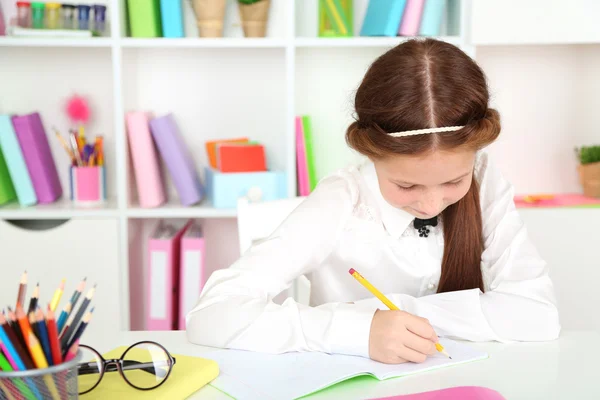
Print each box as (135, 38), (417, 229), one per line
(368, 309), (439, 364)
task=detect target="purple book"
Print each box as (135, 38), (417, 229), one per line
(149, 114), (203, 206)
(12, 112), (62, 203)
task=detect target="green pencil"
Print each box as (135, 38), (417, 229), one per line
(0, 351), (11, 371)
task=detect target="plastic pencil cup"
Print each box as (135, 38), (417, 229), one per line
(0, 351), (82, 400)
(69, 166), (107, 205)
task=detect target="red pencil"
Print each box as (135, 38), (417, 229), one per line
(64, 339), (79, 362)
(46, 306), (62, 365)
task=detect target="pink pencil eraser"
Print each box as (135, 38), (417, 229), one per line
(349, 268), (355, 275)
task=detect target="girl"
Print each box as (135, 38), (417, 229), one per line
(186, 38), (560, 365)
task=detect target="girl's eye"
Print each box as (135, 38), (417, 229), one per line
(445, 179), (463, 187)
(396, 185), (415, 191)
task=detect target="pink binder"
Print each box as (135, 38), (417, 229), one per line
(398, 0), (425, 36)
(178, 221), (206, 330)
(295, 116), (310, 196)
(146, 221), (188, 331)
(12, 112), (62, 203)
(126, 111), (167, 208)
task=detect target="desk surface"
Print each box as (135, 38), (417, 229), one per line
(87, 330), (600, 400)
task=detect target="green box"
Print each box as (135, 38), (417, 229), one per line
(127, 0), (162, 37)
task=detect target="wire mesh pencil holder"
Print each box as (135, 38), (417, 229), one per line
(0, 351), (82, 400)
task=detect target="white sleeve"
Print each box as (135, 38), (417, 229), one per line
(185, 174), (379, 357)
(355, 153), (561, 342)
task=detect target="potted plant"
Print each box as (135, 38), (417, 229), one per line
(238, 0), (271, 38)
(576, 145), (600, 198)
(192, 0), (227, 37)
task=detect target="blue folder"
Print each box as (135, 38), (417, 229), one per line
(360, 0), (407, 37)
(419, 0), (446, 36)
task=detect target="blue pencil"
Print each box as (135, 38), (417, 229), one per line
(35, 309), (53, 366)
(0, 315), (25, 370)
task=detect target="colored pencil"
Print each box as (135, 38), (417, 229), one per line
(35, 308), (53, 366)
(15, 271), (27, 309)
(63, 339), (79, 362)
(49, 279), (65, 312)
(348, 268), (452, 359)
(64, 307), (93, 358)
(0, 313), (30, 370)
(16, 306), (48, 369)
(61, 284), (95, 348)
(56, 302), (71, 334)
(0, 380), (17, 400)
(45, 307), (62, 365)
(0, 336), (19, 370)
(69, 277), (86, 310)
(6, 308), (27, 351)
(27, 284), (39, 315)
(0, 347), (12, 371)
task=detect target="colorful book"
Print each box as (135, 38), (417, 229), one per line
(0, 143), (17, 205)
(159, 0), (184, 38)
(217, 143), (267, 173)
(149, 113), (203, 206)
(360, 0), (407, 37)
(419, 0), (446, 36)
(125, 111), (167, 208)
(178, 222), (206, 330)
(301, 116), (318, 191)
(205, 137), (249, 169)
(319, 0), (353, 37)
(295, 116), (310, 196)
(126, 0), (162, 37)
(398, 0), (425, 36)
(12, 112), (62, 204)
(0, 115), (37, 206)
(146, 221), (188, 331)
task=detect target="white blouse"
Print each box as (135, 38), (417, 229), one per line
(186, 152), (560, 359)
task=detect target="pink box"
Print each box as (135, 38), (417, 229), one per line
(178, 222), (205, 330)
(69, 166), (106, 204)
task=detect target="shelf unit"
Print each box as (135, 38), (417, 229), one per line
(0, 0), (468, 330)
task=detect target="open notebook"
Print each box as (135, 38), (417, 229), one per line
(206, 338), (488, 400)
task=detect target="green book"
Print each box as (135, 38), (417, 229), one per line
(319, 0), (353, 37)
(127, 0), (162, 37)
(0, 145), (16, 206)
(302, 116), (318, 191)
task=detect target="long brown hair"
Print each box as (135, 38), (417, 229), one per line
(346, 39), (501, 293)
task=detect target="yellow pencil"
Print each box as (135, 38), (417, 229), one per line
(49, 279), (66, 312)
(348, 268), (451, 359)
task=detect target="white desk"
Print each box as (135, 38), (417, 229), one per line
(87, 330), (600, 400)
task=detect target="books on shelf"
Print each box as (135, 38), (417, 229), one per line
(360, 0), (447, 37)
(0, 112), (63, 207)
(295, 115), (317, 196)
(319, 0), (353, 37)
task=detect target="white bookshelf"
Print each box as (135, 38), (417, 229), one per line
(8, 0), (599, 333)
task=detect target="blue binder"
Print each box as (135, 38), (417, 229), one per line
(360, 0), (407, 37)
(160, 0), (184, 38)
(0, 115), (37, 206)
(419, 0), (446, 36)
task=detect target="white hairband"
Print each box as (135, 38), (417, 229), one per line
(388, 125), (464, 137)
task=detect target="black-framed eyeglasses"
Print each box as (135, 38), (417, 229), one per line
(77, 341), (177, 394)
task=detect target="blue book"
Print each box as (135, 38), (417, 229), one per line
(160, 0), (184, 38)
(360, 0), (407, 37)
(0, 115), (37, 206)
(419, 0), (446, 36)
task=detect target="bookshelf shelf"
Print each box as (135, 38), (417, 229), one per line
(0, 37), (113, 48)
(126, 201), (237, 219)
(294, 36), (462, 48)
(0, 198), (119, 219)
(119, 37), (288, 49)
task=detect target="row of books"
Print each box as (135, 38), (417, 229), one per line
(0, 112), (62, 207)
(321, 0), (448, 38)
(296, 115), (317, 196)
(134, 219), (206, 331)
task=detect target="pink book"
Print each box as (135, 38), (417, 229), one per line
(370, 386), (505, 400)
(398, 0), (425, 36)
(126, 111), (167, 208)
(146, 221), (188, 331)
(295, 116), (310, 196)
(178, 221), (206, 330)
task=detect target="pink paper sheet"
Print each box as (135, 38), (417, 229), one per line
(370, 386), (505, 400)
(514, 193), (600, 208)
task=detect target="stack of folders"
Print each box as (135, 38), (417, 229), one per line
(360, 0), (447, 37)
(143, 219), (206, 331)
(0, 112), (62, 207)
(126, 112), (203, 208)
(295, 116), (317, 196)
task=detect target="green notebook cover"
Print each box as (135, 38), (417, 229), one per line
(0, 145), (16, 205)
(302, 116), (318, 191)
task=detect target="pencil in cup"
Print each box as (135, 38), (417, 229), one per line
(348, 268), (452, 359)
